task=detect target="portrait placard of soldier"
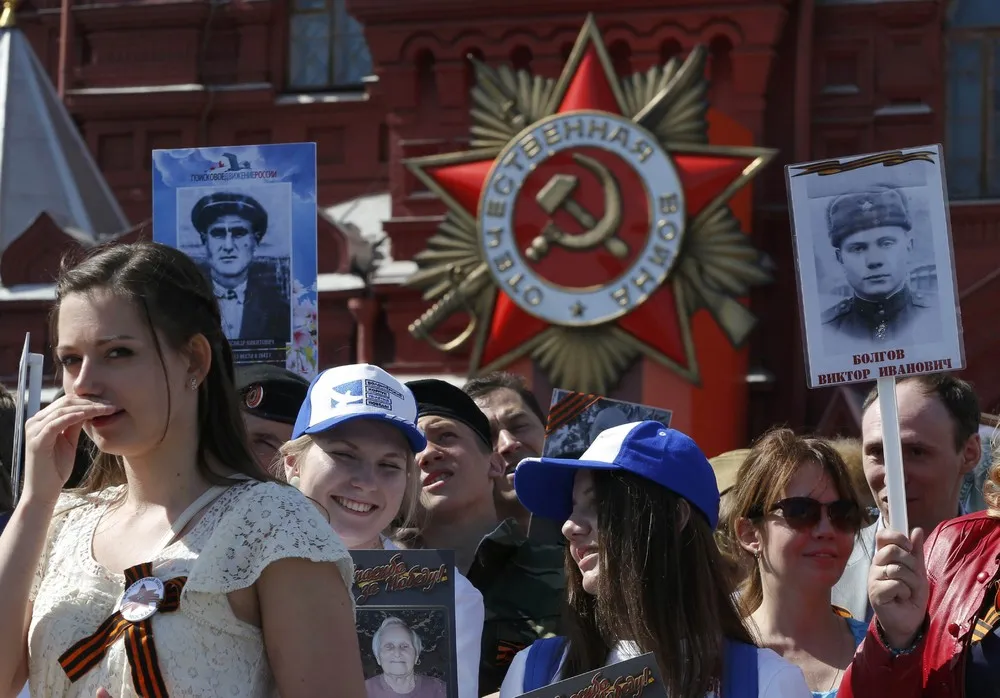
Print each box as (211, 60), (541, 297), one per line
(542, 389), (673, 459)
(786, 144), (965, 388)
(151, 143), (319, 378)
(350, 550), (459, 698)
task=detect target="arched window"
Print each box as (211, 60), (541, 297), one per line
(288, 0), (374, 90)
(416, 50), (438, 105)
(609, 40), (632, 77)
(511, 45), (533, 72)
(946, 0), (1000, 198)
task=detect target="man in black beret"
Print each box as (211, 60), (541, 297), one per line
(821, 185), (941, 350)
(191, 191), (291, 342)
(401, 379), (564, 694)
(235, 364), (309, 474)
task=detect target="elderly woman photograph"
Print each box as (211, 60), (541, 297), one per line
(365, 617), (448, 698)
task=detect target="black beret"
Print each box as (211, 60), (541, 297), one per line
(827, 187), (911, 249)
(191, 192), (268, 241)
(235, 364), (309, 425)
(406, 379), (492, 450)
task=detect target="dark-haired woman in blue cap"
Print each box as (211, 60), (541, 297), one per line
(500, 421), (811, 698)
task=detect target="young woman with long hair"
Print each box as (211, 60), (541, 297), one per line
(500, 421), (811, 698)
(279, 363), (485, 698)
(0, 242), (365, 698)
(721, 429), (869, 697)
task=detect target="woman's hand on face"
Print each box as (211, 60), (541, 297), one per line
(22, 396), (115, 504)
(868, 527), (929, 649)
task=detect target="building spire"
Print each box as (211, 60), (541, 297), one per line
(0, 7), (129, 264)
(0, 0), (16, 29)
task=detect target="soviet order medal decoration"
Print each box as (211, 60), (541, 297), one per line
(404, 15), (775, 398)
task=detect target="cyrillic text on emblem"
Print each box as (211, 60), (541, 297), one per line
(479, 110), (686, 326)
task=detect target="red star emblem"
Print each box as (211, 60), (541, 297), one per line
(405, 16), (774, 389)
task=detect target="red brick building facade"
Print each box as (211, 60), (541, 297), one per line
(2, 0), (999, 450)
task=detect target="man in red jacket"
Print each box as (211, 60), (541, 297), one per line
(840, 505), (1000, 697)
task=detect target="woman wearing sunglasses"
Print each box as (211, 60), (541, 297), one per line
(501, 421), (811, 698)
(723, 429), (869, 697)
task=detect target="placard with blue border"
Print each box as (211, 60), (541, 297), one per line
(151, 143), (318, 378)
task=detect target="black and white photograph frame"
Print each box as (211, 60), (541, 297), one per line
(542, 389), (673, 460)
(350, 550), (459, 698)
(151, 143), (319, 377)
(785, 144), (965, 388)
(176, 182), (293, 348)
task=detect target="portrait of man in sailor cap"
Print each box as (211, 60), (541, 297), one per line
(820, 185), (942, 353)
(191, 191), (291, 342)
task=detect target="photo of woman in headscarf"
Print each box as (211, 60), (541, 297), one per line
(365, 617), (448, 698)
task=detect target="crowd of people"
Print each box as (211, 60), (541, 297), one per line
(0, 240), (996, 697)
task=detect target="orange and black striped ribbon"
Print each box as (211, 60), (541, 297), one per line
(58, 562), (187, 698)
(545, 392), (602, 438)
(972, 583), (1000, 644)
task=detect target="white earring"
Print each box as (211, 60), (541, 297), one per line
(189, 377), (198, 391)
(289, 475), (301, 489)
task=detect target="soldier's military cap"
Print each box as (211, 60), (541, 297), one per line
(191, 192), (268, 242)
(407, 378), (492, 449)
(827, 186), (911, 249)
(235, 364), (309, 425)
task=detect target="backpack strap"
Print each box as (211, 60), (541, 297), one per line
(721, 639), (759, 698)
(523, 636), (567, 693)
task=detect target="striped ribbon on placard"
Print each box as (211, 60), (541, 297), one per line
(545, 392), (602, 437)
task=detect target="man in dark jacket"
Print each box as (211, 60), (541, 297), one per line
(192, 192), (291, 342)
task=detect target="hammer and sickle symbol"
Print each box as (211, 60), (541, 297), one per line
(525, 152), (628, 262)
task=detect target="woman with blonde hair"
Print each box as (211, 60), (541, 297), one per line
(280, 363), (484, 698)
(724, 428), (869, 697)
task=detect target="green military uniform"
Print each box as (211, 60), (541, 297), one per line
(821, 187), (942, 350)
(466, 518), (565, 694)
(822, 285), (941, 345)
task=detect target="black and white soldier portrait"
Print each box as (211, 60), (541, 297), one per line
(819, 185), (942, 352)
(541, 390), (673, 459)
(189, 190), (292, 343)
(786, 144), (965, 388)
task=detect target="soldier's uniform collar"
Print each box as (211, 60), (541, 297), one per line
(852, 285), (912, 325)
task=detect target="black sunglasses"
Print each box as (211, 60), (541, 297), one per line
(749, 497), (864, 533)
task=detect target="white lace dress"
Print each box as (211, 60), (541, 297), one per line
(27, 480), (354, 697)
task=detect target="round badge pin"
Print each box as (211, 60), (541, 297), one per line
(245, 384), (264, 409)
(118, 576), (165, 623)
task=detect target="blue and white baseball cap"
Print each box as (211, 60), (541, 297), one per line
(292, 364), (426, 452)
(514, 420), (720, 529)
